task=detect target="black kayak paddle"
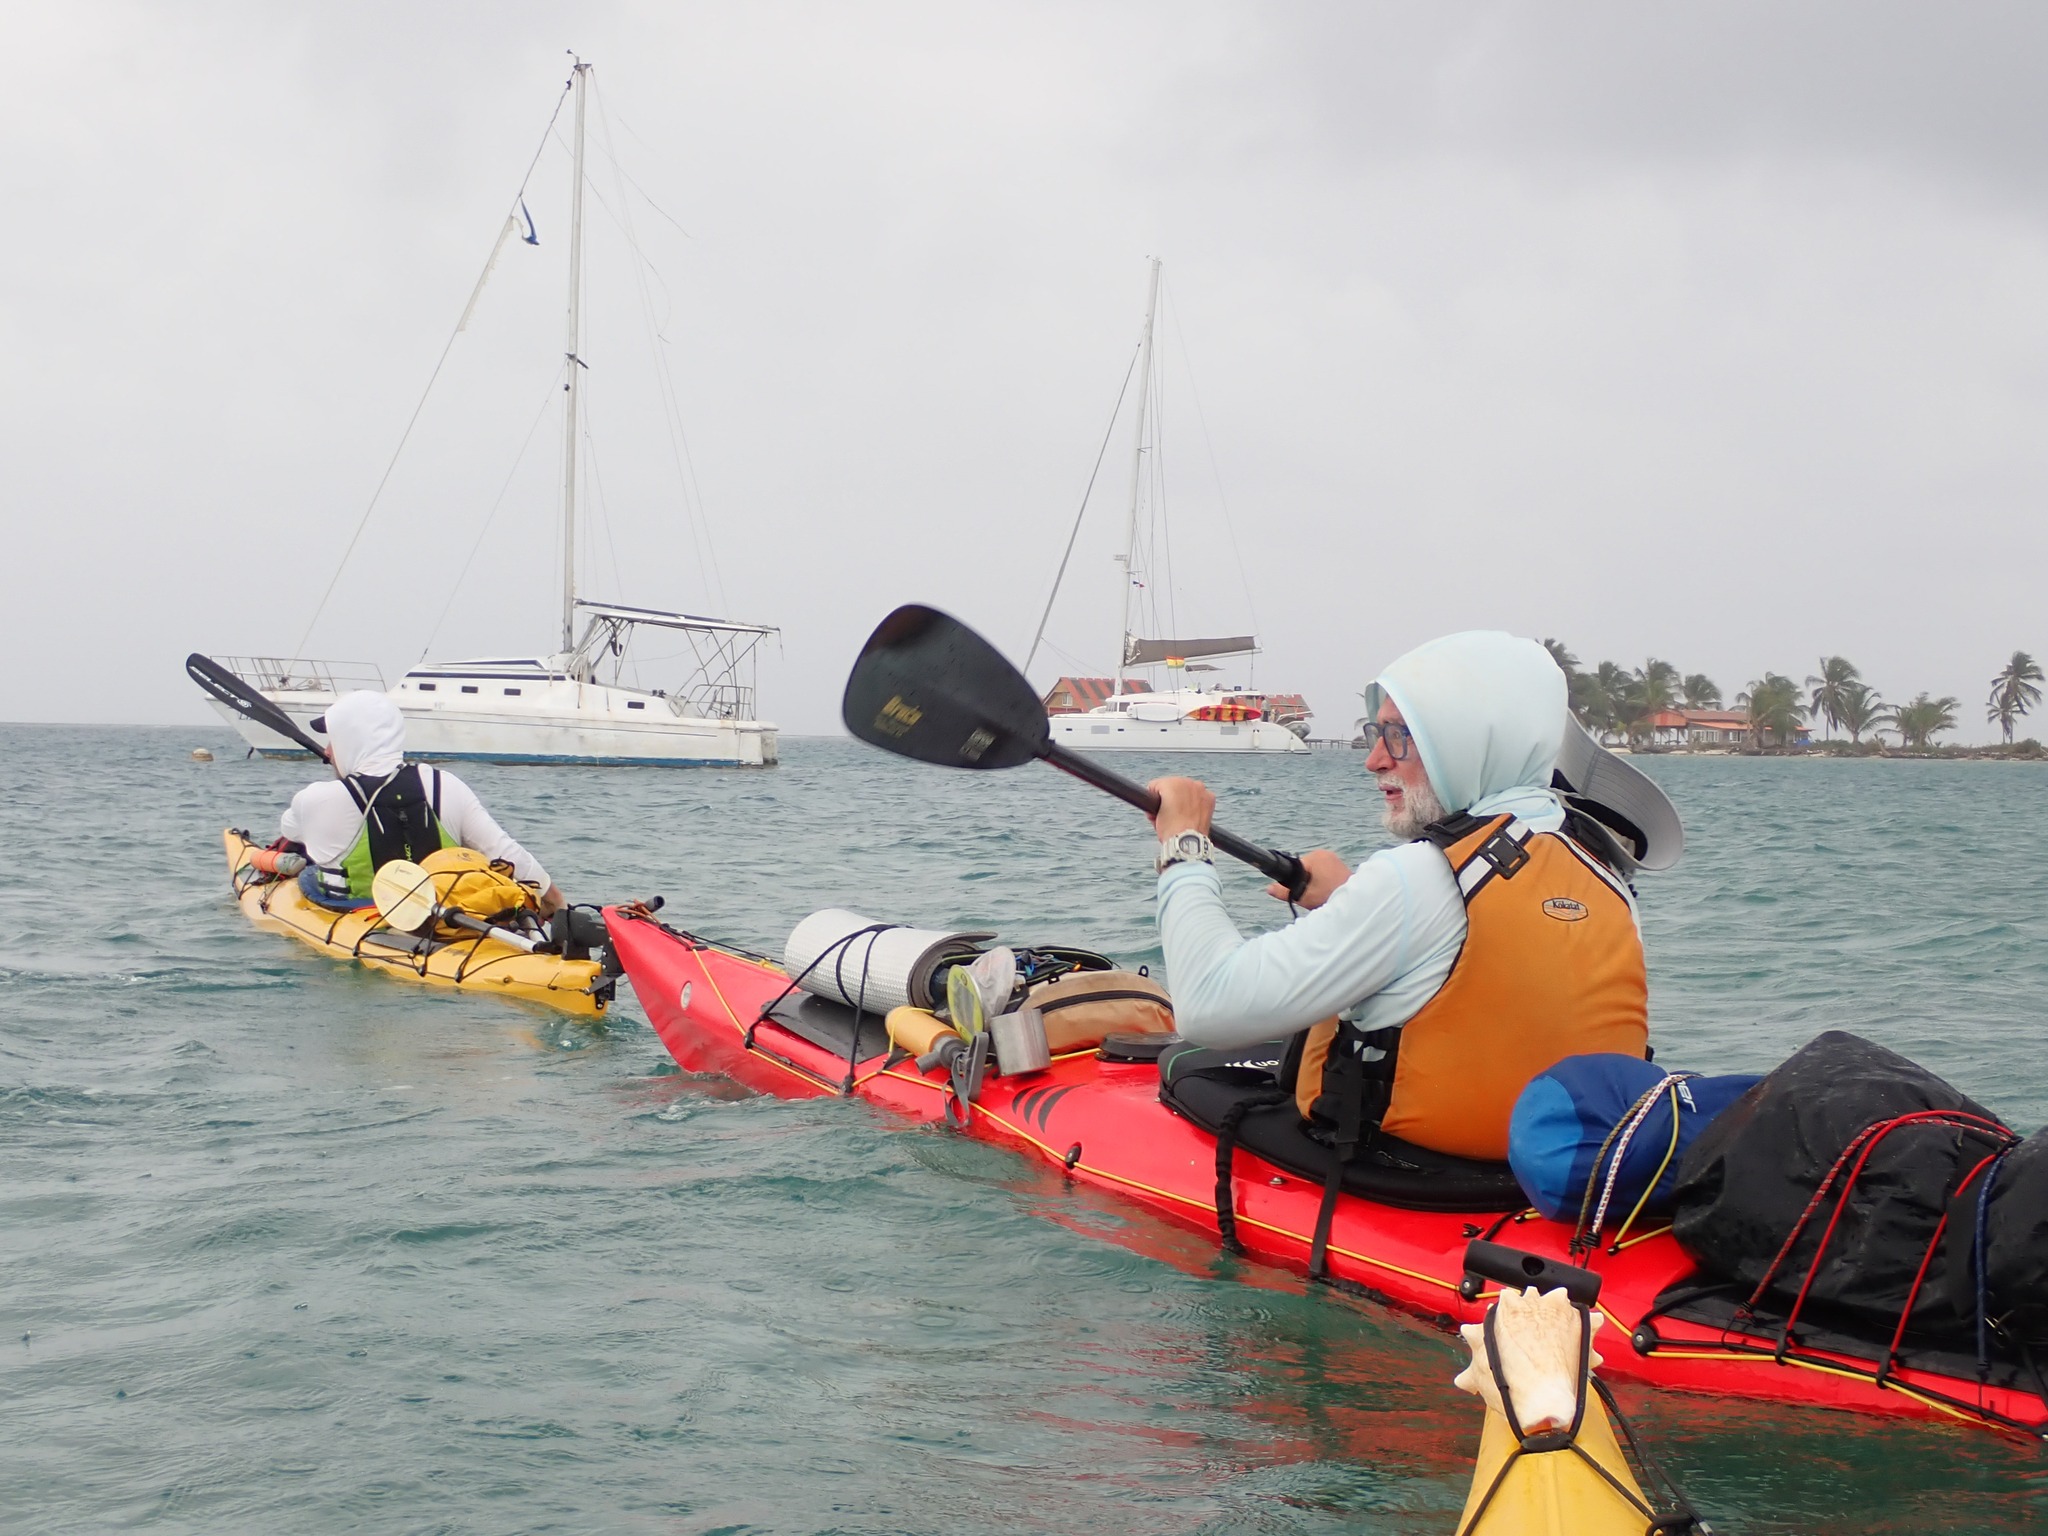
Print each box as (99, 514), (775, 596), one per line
(185, 653), (329, 758)
(842, 605), (1309, 899)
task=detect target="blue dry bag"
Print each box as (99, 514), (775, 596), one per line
(1509, 1054), (1761, 1237)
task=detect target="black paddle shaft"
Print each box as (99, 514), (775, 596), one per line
(842, 604), (1310, 900)
(1038, 740), (1308, 895)
(184, 653), (329, 757)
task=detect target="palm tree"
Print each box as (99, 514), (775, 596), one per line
(1893, 692), (1960, 749)
(1737, 673), (1808, 750)
(1805, 656), (1863, 742)
(1681, 673), (1722, 708)
(1624, 659), (1680, 744)
(1987, 651), (2045, 744)
(1543, 638), (1593, 729)
(1581, 661), (1632, 742)
(1833, 681), (1890, 745)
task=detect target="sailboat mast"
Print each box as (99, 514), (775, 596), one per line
(559, 59), (590, 658)
(1114, 256), (1161, 698)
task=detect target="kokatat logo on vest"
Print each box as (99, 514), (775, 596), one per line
(1541, 897), (1589, 922)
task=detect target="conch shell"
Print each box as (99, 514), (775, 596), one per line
(1452, 1285), (1604, 1434)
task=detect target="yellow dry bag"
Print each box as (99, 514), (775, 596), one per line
(416, 846), (535, 925)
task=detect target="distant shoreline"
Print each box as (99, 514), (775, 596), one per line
(1629, 741), (2048, 762)
(1321, 736), (2048, 761)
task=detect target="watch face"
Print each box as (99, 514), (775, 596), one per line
(1174, 831), (1207, 858)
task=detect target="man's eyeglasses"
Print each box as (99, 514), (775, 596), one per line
(1359, 721), (1415, 761)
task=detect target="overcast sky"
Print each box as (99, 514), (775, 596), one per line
(9, 2), (2048, 741)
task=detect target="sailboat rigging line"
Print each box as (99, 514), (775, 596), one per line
(1038, 637), (1093, 676)
(1163, 277), (1262, 670)
(554, 115), (725, 610)
(418, 371), (563, 662)
(1022, 340), (1141, 677)
(290, 77), (575, 668)
(592, 76), (729, 614)
(599, 106), (699, 241)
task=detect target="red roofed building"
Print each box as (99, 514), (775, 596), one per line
(1646, 708), (1809, 747)
(1259, 693), (1311, 727)
(1044, 677), (1152, 714)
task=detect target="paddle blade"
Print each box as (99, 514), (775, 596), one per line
(184, 653), (328, 757)
(370, 859), (439, 934)
(841, 605), (1048, 770)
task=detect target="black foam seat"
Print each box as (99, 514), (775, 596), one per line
(1158, 1043), (1527, 1214)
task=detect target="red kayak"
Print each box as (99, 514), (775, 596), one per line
(608, 906), (2048, 1441)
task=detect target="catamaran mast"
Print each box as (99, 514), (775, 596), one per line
(1114, 256), (1161, 698)
(560, 59), (590, 658)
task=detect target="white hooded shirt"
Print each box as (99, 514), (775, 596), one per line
(1156, 631), (1601, 1049)
(278, 691), (552, 890)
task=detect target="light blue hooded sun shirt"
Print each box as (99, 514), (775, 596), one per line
(1157, 631), (1604, 1049)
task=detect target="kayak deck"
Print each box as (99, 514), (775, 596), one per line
(226, 830), (610, 1018)
(607, 907), (2048, 1441)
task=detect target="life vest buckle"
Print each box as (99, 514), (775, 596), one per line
(1476, 828), (1531, 878)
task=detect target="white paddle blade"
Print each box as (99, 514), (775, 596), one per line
(371, 859), (439, 933)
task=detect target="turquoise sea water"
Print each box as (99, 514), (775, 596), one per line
(7, 725), (2048, 1533)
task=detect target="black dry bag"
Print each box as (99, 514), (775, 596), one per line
(1670, 1030), (2011, 1337)
(1944, 1125), (2048, 1350)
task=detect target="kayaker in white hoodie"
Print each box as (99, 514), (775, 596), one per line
(1146, 630), (1650, 1162)
(280, 691), (567, 915)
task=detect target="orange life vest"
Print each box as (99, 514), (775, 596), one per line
(1296, 813), (1649, 1161)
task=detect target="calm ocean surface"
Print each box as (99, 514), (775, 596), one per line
(7, 725), (2048, 1534)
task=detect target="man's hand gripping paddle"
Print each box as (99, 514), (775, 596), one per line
(184, 653), (329, 758)
(371, 860), (539, 953)
(841, 605), (1310, 900)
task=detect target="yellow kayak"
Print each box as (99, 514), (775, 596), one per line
(1452, 1283), (1702, 1535)
(223, 830), (612, 1019)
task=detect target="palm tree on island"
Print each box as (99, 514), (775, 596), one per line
(1543, 639), (1602, 732)
(1738, 673), (1808, 750)
(1681, 673), (1722, 708)
(1587, 661), (1632, 741)
(1892, 693), (1961, 750)
(1987, 651), (2045, 744)
(1626, 659), (1679, 742)
(1833, 681), (1891, 746)
(1806, 656), (1863, 741)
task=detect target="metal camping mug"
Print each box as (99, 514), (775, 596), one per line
(989, 1003), (1052, 1076)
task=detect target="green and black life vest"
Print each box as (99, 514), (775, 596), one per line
(312, 764), (458, 902)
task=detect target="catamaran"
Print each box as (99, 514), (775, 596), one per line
(1037, 259), (1308, 755)
(198, 61), (778, 768)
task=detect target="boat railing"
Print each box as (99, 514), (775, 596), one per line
(667, 681), (758, 721)
(217, 656), (388, 695)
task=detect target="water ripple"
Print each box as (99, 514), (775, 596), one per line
(4, 727), (2047, 1533)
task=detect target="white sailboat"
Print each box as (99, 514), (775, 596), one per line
(1042, 259), (1308, 755)
(201, 61), (778, 768)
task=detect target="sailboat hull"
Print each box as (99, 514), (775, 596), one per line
(208, 695), (777, 767)
(1048, 713), (1308, 753)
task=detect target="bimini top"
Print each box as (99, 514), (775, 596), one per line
(574, 600), (779, 638)
(1123, 634), (1256, 667)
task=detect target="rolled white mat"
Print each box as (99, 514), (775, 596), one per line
(782, 908), (994, 1014)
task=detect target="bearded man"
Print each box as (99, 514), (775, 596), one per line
(1146, 630), (1651, 1165)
